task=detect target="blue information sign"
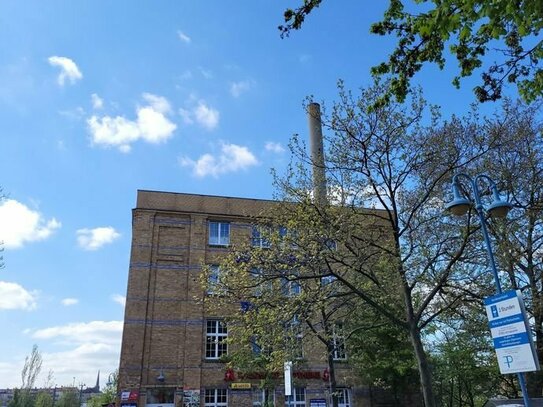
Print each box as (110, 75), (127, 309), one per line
(484, 290), (539, 374)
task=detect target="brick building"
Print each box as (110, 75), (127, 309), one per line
(118, 190), (375, 407)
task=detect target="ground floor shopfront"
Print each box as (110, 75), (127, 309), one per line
(121, 383), (354, 407)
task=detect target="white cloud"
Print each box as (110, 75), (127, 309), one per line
(194, 102), (219, 130)
(76, 227), (120, 251)
(87, 93), (177, 152)
(31, 320), (122, 387)
(230, 80), (255, 98)
(0, 281), (38, 310)
(61, 298), (79, 306)
(0, 199), (61, 249)
(179, 101), (220, 130)
(177, 30), (191, 44)
(141, 93), (171, 114)
(265, 141), (285, 153)
(48, 56), (83, 86)
(111, 294), (126, 307)
(91, 93), (103, 109)
(33, 320), (122, 344)
(179, 143), (259, 178)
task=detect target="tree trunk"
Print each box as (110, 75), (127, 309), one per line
(409, 323), (436, 407)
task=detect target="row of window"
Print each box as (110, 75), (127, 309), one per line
(207, 266), (303, 297)
(208, 221), (278, 247)
(209, 222), (336, 250)
(204, 387), (351, 407)
(205, 319), (346, 361)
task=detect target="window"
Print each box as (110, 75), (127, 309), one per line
(285, 388), (305, 407)
(281, 272), (301, 297)
(279, 226), (298, 248)
(147, 388), (174, 405)
(293, 332), (303, 359)
(251, 268), (273, 296)
(286, 316), (303, 359)
(252, 388), (275, 406)
(250, 335), (262, 355)
(337, 388), (351, 407)
(206, 320), (227, 359)
(207, 265), (221, 295)
(251, 226), (271, 248)
(332, 324), (347, 360)
(204, 389), (227, 407)
(209, 221), (230, 246)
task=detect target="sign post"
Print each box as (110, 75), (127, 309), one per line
(284, 361), (292, 407)
(484, 290), (540, 374)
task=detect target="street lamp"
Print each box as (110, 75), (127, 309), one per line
(445, 174), (512, 292)
(106, 373), (115, 388)
(106, 373), (117, 405)
(445, 173), (531, 406)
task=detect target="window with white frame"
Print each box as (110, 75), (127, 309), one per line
(207, 265), (221, 295)
(204, 389), (227, 407)
(337, 388), (351, 407)
(251, 225), (271, 248)
(252, 388), (275, 406)
(332, 323), (347, 360)
(285, 387), (305, 407)
(209, 221), (230, 246)
(205, 320), (227, 359)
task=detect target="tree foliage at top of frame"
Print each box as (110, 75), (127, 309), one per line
(280, 0), (543, 105)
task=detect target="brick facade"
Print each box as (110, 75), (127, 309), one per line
(118, 190), (380, 407)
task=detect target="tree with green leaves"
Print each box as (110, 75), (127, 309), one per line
(280, 0), (543, 104)
(21, 345), (43, 390)
(9, 345), (44, 407)
(346, 308), (419, 405)
(56, 390), (78, 407)
(34, 392), (53, 407)
(479, 99), (543, 397)
(207, 213), (361, 407)
(430, 301), (508, 406)
(208, 80), (500, 407)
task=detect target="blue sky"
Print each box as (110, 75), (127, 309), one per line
(0, 1), (509, 389)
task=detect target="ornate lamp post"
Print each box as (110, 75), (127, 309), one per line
(445, 173), (532, 406)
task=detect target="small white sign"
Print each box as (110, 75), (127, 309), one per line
(284, 361), (292, 396)
(484, 290), (539, 374)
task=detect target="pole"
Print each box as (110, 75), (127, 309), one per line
(465, 175), (531, 407)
